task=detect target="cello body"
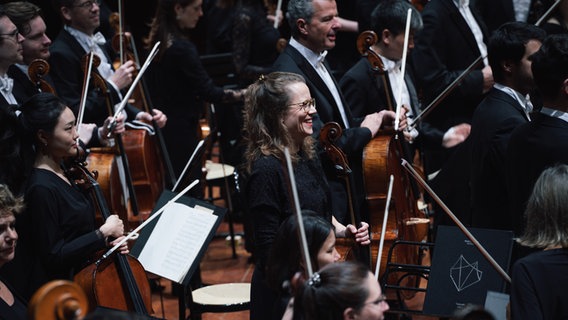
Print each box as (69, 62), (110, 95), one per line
(363, 132), (428, 281)
(122, 127), (165, 223)
(73, 253), (152, 313)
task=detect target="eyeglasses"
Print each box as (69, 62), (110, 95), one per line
(364, 294), (388, 306)
(73, 0), (101, 9)
(288, 98), (316, 113)
(0, 29), (19, 41)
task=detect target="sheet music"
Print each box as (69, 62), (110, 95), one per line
(137, 202), (217, 283)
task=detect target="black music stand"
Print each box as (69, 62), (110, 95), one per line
(422, 226), (514, 317)
(131, 190), (226, 320)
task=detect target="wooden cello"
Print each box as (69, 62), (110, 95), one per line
(109, 1), (176, 201)
(319, 122), (371, 267)
(67, 55), (153, 315)
(28, 59), (56, 94)
(356, 30), (429, 282)
(66, 152), (153, 314)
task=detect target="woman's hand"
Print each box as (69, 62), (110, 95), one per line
(109, 236), (130, 255)
(99, 214), (124, 238)
(345, 222), (371, 246)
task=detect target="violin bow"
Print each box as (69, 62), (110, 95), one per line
(401, 159), (511, 283)
(284, 147), (314, 278)
(375, 174), (394, 280)
(106, 41), (161, 136)
(172, 139), (205, 193)
(535, 0), (562, 26)
(394, 8), (412, 132)
(118, 0), (125, 64)
(99, 179), (200, 262)
(76, 52), (95, 141)
(409, 54), (484, 130)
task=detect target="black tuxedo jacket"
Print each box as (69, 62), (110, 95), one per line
(411, 0), (489, 173)
(49, 29), (139, 125)
(8, 65), (57, 104)
(469, 88), (530, 230)
(272, 44), (373, 222)
(506, 112), (568, 235)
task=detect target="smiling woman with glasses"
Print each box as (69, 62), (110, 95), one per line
(243, 72), (371, 320)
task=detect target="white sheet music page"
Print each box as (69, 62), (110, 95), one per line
(137, 202), (217, 283)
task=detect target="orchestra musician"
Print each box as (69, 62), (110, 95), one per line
(0, 184), (26, 320)
(506, 34), (568, 237)
(265, 211), (341, 319)
(510, 164), (568, 320)
(243, 72), (374, 320)
(0, 6), (25, 194)
(411, 0), (494, 177)
(340, 0), (471, 155)
(2, 93), (129, 301)
(144, 0), (245, 182)
(272, 0), (403, 224)
(48, 0), (167, 128)
(294, 261), (390, 320)
(4, 1), (126, 150)
(4, 1), (55, 101)
(469, 22), (545, 231)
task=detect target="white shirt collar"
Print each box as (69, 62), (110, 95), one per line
(289, 37), (328, 69)
(453, 0), (469, 8)
(540, 107), (568, 124)
(493, 83), (532, 114)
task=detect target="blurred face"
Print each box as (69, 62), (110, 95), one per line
(175, 0), (203, 30)
(62, 0), (101, 35)
(283, 82), (316, 146)
(383, 30), (415, 61)
(316, 230), (340, 268)
(352, 272), (390, 320)
(0, 16), (24, 70)
(22, 16), (52, 64)
(512, 39), (542, 95)
(41, 107), (79, 161)
(303, 0), (341, 52)
(0, 214), (17, 267)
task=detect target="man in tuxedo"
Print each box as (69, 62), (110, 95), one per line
(272, 0), (398, 224)
(469, 22), (545, 231)
(340, 0), (471, 155)
(0, 6), (25, 193)
(0, 7), (24, 108)
(506, 34), (568, 236)
(49, 0), (166, 127)
(411, 0), (494, 176)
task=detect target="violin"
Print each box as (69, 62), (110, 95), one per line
(28, 59), (56, 94)
(65, 148), (153, 314)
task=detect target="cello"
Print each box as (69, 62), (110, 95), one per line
(109, 1), (176, 197)
(66, 58), (153, 314)
(356, 28), (429, 283)
(66, 150), (153, 314)
(319, 122), (371, 267)
(28, 59), (56, 95)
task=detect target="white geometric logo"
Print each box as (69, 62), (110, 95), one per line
(450, 255), (482, 292)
